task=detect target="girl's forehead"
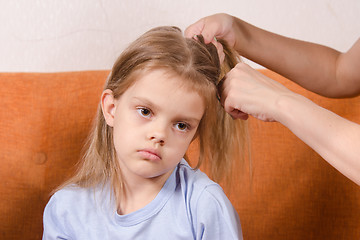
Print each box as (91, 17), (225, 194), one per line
(122, 69), (206, 118)
(130, 68), (202, 91)
(120, 67), (213, 107)
(131, 69), (192, 92)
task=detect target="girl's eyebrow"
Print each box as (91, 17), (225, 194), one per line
(132, 97), (202, 124)
(179, 116), (202, 126)
(132, 97), (157, 110)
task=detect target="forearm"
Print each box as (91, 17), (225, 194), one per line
(231, 17), (356, 98)
(275, 92), (360, 185)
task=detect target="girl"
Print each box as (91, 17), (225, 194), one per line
(43, 26), (246, 239)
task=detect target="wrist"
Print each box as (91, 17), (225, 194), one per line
(273, 92), (308, 124)
(232, 18), (259, 59)
(232, 17), (249, 54)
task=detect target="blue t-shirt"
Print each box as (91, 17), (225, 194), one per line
(43, 159), (243, 239)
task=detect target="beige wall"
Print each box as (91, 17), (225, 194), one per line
(0, 0), (359, 72)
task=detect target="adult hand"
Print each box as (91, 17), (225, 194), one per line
(185, 13), (238, 64)
(219, 62), (294, 122)
(185, 13), (237, 47)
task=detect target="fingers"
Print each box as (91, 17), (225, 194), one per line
(220, 62), (287, 122)
(200, 27), (220, 44)
(231, 110), (249, 120)
(220, 63), (256, 120)
(219, 74), (248, 120)
(185, 18), (225, 64)
(222, 99), (249, 120)
(184, 18), (205, 39)
(211, 38), (225, 64)
(185, 16), (219, 44)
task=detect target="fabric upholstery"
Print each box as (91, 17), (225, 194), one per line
(0, 70), (359, 239)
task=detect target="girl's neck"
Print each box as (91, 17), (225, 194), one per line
(117, 171), (172, 215)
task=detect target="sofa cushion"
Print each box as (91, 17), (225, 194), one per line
(0, 71), (108, 239)
(0, 70), (359, 239)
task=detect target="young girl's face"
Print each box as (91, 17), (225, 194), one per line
(102, 69), (205, 184)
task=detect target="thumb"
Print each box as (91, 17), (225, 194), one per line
(184, 19), (205, 38)
(225, 104), (249, 120)
(185, 18), (219, 44)
(230, 109), (249, 120)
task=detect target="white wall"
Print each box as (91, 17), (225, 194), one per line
(0, 0), (359, 72)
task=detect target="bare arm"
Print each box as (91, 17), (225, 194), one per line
(232, 20), (360, 98)
(221, 63), (360, 185)
(186, 14), (360, 98)
(276, 90), (360, 185)
(186, 13), (360, 184)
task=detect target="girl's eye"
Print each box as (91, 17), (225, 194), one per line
(175, 122), (189, 132)
(137, 107), (152, 118)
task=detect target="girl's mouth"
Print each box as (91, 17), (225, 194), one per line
(138, 149), (161, 161)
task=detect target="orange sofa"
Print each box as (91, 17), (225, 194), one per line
(1, 70), (360, 239)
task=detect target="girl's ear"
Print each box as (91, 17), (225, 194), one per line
(101, 89), (116, 127)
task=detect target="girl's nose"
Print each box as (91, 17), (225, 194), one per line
(148, 121), (166, 146)
(150, 135), (165, 146)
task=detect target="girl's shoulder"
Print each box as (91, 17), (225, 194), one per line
(51, 185), (96, 202)
(177, 159), (225, 200)
(175, 160), (242, 239)
(43, 185), (115, 238)
(178, 159), (218, 185)
(45, 184), (113, 217)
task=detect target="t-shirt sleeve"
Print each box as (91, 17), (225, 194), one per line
(42, 193), (71, 240)
(194, 184), (243, 240)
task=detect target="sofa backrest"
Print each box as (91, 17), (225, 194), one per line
(0, 70), (359, 239)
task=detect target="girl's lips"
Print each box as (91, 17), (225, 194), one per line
(138, 150), (161, 161)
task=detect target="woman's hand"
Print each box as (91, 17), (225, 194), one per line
(219, 63), (294, 122)
(185, 13), (239, 64)
(185, 13), (237, 47)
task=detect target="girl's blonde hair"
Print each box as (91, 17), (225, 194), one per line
(59, 26), (247, 201)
